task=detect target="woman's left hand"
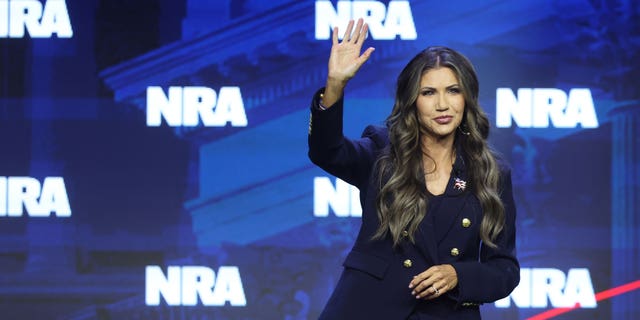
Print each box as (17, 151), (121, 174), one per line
(409, 264), (458, 300)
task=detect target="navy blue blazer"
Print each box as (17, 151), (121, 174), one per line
(308, 90), (519, 320)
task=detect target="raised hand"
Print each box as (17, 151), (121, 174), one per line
(322, 18), (375, 108)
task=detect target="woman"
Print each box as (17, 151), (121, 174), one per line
(308, 19), (519, 319)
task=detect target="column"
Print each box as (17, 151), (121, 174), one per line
(611, 103), (640, 319)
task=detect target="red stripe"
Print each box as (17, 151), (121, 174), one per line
(526, 304), (579, 320)
(594, 280), (640, 301)
(525, 279), (640, 320)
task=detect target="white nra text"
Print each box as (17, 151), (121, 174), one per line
(146, 265), (247, 307)
(0, 177), (71, 217)
(314, 177), (361, 217)
(496, 88), (598, 128)
(315, 0), (416, 40)
(146, 86), (248, 128)
(495, 268), (596, 309)
(0, 0), (73, 38)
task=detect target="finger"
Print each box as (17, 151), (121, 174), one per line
(427, 282), (452, 300)
(354, 19), (369, 45)
(415, 282), (439, 299)
(409, 274), (421, 289)
(342, 19), (355, 42)
(418, 279), (446, 299)
(413, 272), (446, 297)
(421, 285), (441, 300)
(357, 47), (375, 65)
(413, 285), (432, 299)
(360, 22), (369, 43)
(409, 274), (426, 289)
(409, 267), (437, 288)
(351, 18), (364, 43)
(411, 275), (436, 297)
(331, 26), (338, 45)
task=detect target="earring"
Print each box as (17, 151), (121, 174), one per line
(458, 125), (470, 136)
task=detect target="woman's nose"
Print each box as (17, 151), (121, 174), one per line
(435, 94), (448, 111)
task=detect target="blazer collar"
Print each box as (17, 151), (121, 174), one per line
(415, 147), (471, 264)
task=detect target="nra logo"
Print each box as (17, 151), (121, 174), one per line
(146, 265), (247, 307)
(315, 0), (416, 40)
(146, 86), (248, 128)
(0, 177), (71, 217)
(495, 268), (596, 309)
(0, 0), (73, 38)
(313, 177), (361, 217)
(496, 88), (598, 128)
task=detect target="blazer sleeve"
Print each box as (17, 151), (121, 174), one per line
(307, 88), (385, 189)
(449, 167), (520, 305)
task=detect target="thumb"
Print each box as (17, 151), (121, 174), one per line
(358, 47), (375, 64)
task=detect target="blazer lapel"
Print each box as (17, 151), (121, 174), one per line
(433, 192), (470, 244)
(416, 213), (439, 265)
(415, 150), (471, 263)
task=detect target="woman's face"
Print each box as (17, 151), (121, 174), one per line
(415, 67), (465, 141)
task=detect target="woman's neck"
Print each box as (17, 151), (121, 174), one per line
(421, 134), (456, 173)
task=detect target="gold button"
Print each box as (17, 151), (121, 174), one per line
(403, 259), (412, 268)
(462, 218), (471, 228)
(402, 230), (409, 237)
(450, 248), (460, 257)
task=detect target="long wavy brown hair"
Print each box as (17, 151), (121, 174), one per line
(374, 46), (505, 248)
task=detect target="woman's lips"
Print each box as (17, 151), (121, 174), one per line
(434, 116), (453, 124)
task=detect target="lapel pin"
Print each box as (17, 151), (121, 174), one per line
(454, 178), (467, 191)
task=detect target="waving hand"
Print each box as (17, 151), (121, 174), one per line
(322, 18), (375, 108)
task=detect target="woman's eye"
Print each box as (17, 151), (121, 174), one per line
(421, 90), (434, 96)
(448, 88), (461, 94)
